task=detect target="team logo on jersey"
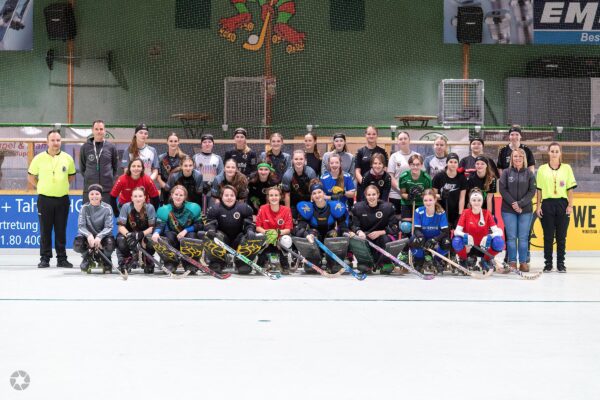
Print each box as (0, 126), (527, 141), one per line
(277, 218), (284, 226)
(334, 203), (343, 211)
(508, 176), (515, 183)
(375, 211), (383, 219)
(88, 154), (95, 161)
(293, 183), (300, 190)
(378, 180), (384, 187)
(233, 212), (241, 219)
(301, 204), (311, 213)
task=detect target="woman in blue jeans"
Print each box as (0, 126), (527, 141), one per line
(499, 148), (536, 272)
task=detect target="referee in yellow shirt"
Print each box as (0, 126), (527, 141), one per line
(27, 130), (76, 268)
(535, 142), (577, 273)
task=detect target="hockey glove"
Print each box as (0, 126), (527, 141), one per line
(424, 238), (438, 250)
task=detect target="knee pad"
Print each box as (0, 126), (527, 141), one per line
(116, 235), (129, 252)
(412, 248), (424, 259)
(103, 236), (116, 252)
(72, 237), (86, 254)
(491, 236), (505, 252)
(325, 229), (338, 238)
(452, 236), (465, 252)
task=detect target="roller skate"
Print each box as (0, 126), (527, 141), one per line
(272, 23), (305, 54)
(480, 259), (494, 274)
(423, 254), (434, 274)
(433, 257), (445, 275)
(80, 254), (91, 273)
(219, 13), (254, 42)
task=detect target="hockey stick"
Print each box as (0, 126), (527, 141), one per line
(472, 244), (542, 280)
(313, 237), (366, 281)
(136, 243), (186, 279)
(354, 236), (434, 280)
(214, 237), (281, 279)
(93, 248), (127, 280)
(425, 248), (488, 279)
(280, 246), (342, 278)
(155, 236), (232, 279)
(242, 0), (276, 51)
(409, 199), (415, 268)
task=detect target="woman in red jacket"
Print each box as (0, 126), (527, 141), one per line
(110, 158), (160, 215)
(255, 186), (293, 274)
(452, 188), (504, 273)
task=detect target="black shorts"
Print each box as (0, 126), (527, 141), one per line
(400, 204), (414, 220)
(389, 198), (402, 214)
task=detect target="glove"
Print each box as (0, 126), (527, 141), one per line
(424, 238), (438, 250)
(409, 186), (423, 199)
(265, 229), (278, 245)
(205, 231), (217, 241)
(126, 232), (139, 249)
(250, 196), (261, 210)
(480, 234), (493, 249)
(411, 236), (424, 249)
(246, 230), (257, 240)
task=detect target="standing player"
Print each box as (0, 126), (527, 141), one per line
(304, 132), (322, 174)
(424, 135), (448, 179)
(164, 156), (204, 205)
(466, 156), (496, 211)
(459, 136), (499, 179)
(321, 133), (355, 175)
(388, 131), (419, 216)
(281, 150), (317, 219)
(432, 153), (467, 230)
(224, 127), (257, 177)
(211, 158), (249, 203)
(259, 132), (292, 180)
(247, 162), (280, 214)
(110, 158), (160, 216)
(497, 125), (536, 176)
(355, 126), (388, 188)
(79, 120), (119, 204)
(27, 129), (76, 268)
(320, 153), (356, 205)
(121, 123), (159, 181)
(357, 153), (391, 202)
(193, 134), (223, 210)
(157, 132), (186, 205)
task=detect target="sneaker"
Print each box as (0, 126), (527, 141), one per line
(38, 259), (50, 268)
(57, 259), (73, 268)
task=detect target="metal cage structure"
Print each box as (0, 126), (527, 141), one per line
(224, 76), (269, 139)
(438, 79), (485, 125)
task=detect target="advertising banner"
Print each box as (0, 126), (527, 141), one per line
(444, 0), (600, 45)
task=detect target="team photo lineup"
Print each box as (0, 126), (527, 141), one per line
(27, 121), (575, 281)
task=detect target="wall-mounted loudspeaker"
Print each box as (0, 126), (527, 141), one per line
(44, 3), (77, 41)
(456, 6), (483, 44)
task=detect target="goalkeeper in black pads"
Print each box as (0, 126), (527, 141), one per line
(73, 184), (116, 272)
(349, 184), (398, 274)
(115, 186), (156, 274)
(201, 185), (256, 274)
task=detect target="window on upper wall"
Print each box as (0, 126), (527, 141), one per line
(176, 0), (211, 29)
(330, 0), (365, 31)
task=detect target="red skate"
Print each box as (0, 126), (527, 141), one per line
(272, 23), (305, 53)
(219, 13), (254, 42)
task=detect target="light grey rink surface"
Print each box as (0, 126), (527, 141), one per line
(1, 250), (599, 400)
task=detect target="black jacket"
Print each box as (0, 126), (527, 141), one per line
(79, 137), (119, 193)
(499, 167), (536, 214)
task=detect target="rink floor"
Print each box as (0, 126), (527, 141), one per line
(1, 250), (599, 400)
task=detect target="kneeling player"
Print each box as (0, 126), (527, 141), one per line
(293, 179), (349, 274)
(203, 185), (257, 274)
(151, 185), (202, 273)
(409, 189), (451, 274)
(73, 184), (115, 272)
(256, 186), (293, 274)
(116, 186), (156, 274)
(452, 189), (504, 272)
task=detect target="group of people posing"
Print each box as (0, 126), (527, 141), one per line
(29, 122), (576, 276)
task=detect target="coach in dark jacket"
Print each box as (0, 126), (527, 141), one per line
(499, 148), (536, 272)
(79, 120), (119, 203)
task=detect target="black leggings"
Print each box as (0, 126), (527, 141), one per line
(540, 198), (569, 268)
